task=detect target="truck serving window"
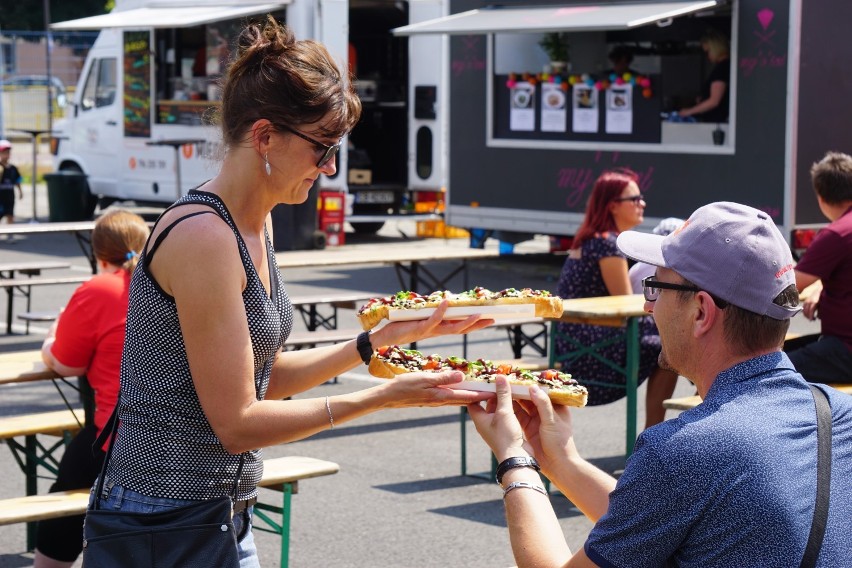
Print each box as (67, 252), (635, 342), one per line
(80, 58), (117, 111)
(487, 6), (734, 154)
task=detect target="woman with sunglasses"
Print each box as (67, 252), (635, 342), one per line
(554, 169), (678, 428)
(84, 17), (493, 567)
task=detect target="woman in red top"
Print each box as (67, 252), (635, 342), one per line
(34, 209), (149, 568)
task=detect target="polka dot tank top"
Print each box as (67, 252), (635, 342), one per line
(105, 191), (293, 501)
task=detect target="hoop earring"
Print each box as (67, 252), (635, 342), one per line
(264, 152), (271, 176)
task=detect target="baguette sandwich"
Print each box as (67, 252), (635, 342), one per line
(357, 287), (563, 331)
(369, 345), (587, 407)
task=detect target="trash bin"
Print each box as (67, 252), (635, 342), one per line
(44, 171), (96, 222)
(271, 188), (324, 251)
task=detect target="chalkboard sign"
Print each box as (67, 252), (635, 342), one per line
(123, 31), (151, 138)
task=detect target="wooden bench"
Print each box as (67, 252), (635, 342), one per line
(1, 275), (90, 335)
(0, 455), (340, 568)
(664, 383), (852, 411)
(284, 327), (363, 351)
(491, 316), (549, 358)
(0, 261), (72, 334)
(290, 292), (374, 331)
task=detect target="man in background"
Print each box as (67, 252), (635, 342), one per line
(786, 151), (852, 382)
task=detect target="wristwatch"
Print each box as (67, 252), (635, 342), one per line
(495, 456), (540, 486)
(356, 331), (373, 365)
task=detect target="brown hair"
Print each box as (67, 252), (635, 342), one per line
(218, 16), (361, 146)
(810, 151), (852, 204)
(572, 169), (639, 248)
(92, 209), (150, 273)
(676, 281), (797, 355)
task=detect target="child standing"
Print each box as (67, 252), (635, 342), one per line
(0, 139), (24, 224)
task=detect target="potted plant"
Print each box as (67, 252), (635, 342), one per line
(539, 32), (570, 72)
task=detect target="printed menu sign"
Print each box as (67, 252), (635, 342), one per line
(541, 83), (567, 132)
(123, 31), (151, 138)
(572, 85), (599, 133)
(605, 86), (633, 134)
(509, 82), (535, 131)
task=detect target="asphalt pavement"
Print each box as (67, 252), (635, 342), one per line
(0, 184), (820, 567)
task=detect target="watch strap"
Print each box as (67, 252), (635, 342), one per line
(356, 331), (373, 365)
(495, 455), (540, 486)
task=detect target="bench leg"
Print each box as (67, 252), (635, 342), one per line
(252, 482), (295, 568)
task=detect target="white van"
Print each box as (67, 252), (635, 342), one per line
(51, 0), (447, 234)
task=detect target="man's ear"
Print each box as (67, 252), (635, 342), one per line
(692, 292), (720, 338)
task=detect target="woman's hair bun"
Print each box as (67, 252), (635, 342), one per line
(236, 16), (294, 62)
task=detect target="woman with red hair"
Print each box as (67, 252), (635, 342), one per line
(555, 169), (678, 428)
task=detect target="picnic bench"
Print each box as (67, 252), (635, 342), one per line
(290, 292), (374, 332)
(0, 261), (77, 334)
(0, 455), (340, 568)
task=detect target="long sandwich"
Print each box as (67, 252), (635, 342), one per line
(357, 287), (563, 331)
(369, 345), (587, 407)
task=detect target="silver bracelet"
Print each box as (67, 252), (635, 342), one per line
(325, 396), (335, 429)
(502, 481), (548, 499)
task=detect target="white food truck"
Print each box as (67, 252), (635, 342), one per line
(51, 0), (449, 242)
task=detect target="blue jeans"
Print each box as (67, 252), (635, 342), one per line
(89, 480), (260, 568)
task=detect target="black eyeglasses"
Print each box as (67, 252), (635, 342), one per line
(614, 194), (646, 204)
(277, 124), (341, 168)
(642, 277), (728, 308)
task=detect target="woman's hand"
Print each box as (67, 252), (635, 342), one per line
(370, 300), (494, 347)
(376, 369), (493, 409)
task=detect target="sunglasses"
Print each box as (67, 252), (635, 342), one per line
(277, 124), (341, 168)
(642, 276), (728, 308)
(614, 194), (646, 204)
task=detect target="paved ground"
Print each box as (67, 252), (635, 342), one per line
(0, 184), (820, 567)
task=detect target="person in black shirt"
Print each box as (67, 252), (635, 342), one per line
(0, 139), (23, 224)
(678, 30), (730, 123)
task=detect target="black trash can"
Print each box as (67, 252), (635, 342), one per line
(271, 189), (324, 251)
(44, 171), (96, 222)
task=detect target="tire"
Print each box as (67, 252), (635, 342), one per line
(351, 222), (385, 235)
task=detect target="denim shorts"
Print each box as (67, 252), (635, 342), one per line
(89, 479), (260, 568)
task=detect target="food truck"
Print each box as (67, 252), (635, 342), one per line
(50, 0), (448, 237)
(394, 0), (849, 251)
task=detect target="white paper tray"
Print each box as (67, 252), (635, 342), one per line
(447, 380), (535, 400)
(387, 303), (535, 322)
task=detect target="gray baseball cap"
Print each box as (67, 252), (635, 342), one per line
(617, 202), (801, 320)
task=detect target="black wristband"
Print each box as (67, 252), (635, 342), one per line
(356, 331), (373, 365)
(495, 456), (540, 486)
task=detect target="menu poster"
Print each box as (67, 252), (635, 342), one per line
(605, 86), (633, 134)
(509, 82), (535, 131)
(123, 31), (152, 138)
(572, 85), (599, 133)
(541, 83), (567, 132)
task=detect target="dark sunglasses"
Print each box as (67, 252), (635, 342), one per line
(614, 194), (646, 204)
(277, 124), (341, 168)
(642, 277), (728, 308)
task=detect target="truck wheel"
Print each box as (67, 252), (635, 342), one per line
(351, 222), (385, 235)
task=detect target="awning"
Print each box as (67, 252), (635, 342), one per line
(51, 2), (291, 30)
(393, 1), (717, 35)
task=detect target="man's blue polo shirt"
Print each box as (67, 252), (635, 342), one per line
(584, 352), (852, 567)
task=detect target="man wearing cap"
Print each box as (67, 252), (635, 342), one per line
(0, 139), (24, 225)
(468, 201), (852, 567)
